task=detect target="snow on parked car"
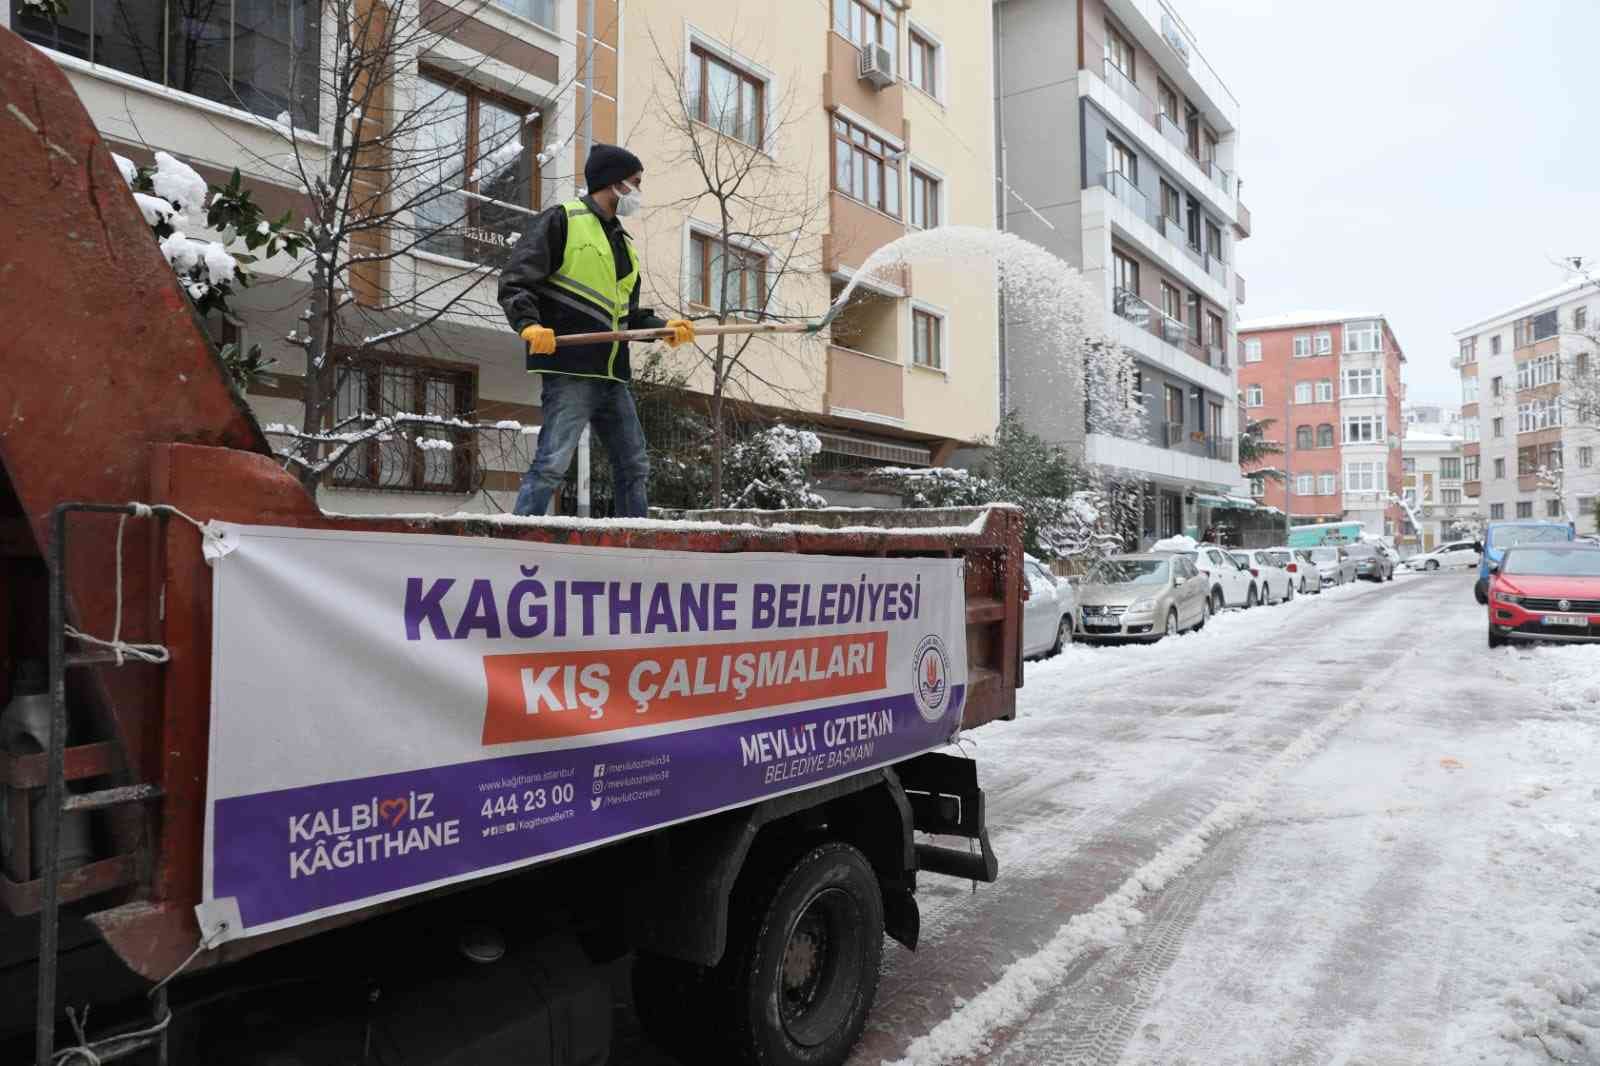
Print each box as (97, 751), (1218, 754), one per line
(1022, 555), (1077, 658)
(1230, 549), (1293, 604)
(1075, 554), (1211, 641)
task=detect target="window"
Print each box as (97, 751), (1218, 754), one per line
(912, 308), (943, 370)
(1464, 455), (1480, 481)
(1107, 137), (1138, 183)
(1517, 398), (1562, 433)
(494, 0), (555, 26)
(1160, 182), (1182, 226)
(1344, 415), (1385, 443)
(1317, 424), (1334, 448)
(909, 168), (940, 229)
(1402, 457), (1416, 473)
(1204, 128), (1219, 165)
(416, 76), (539, 265)
(690, 232), (767, 315)
(1246, 384), (1263, 407)
(1490, 334), (1502, 355)
(1319, 474), (1337, 496)
(835, 0), (897, 73)
(1207, 313), (1225, 353)
(1296, 474), (1315, 496)
(1345, 462), (1380, 491)
(832, 116), (901, 216)
(1577, 306), (1589, 331)
(1515, 354), (1560, 390)
(1462, 375), (1478, 403)
(15, 0), (322, 129)
(1250, 478), (1266, 498)
(1293, 382), (1312, 404)
(1106, 25), (1135, 80)
(1293, 334), (1312, 357)
(1493, 457), (1506, 479)
(1162, 282), (1182, 323)
(1165, 384), (1184, 426)
(1465, 420), (1480, 441)
(1440, 457), (1462, 479)
(1442, 488), (1463, 505)
(1344, 319), (1382, 353)
(908, 29), (938, 96)
(1582, 446), (1595, 468)
(1186, 195), (1202, 251)
(1296, 426), (1313, 449)
(689, 46), (766, 147)
(1314, 331), (1333, 355)
(1158, 82), (1180, 126)
(1343, 367), (1384, 397)
(1243, 339), (1262, 363)
(332, 355), (475, 492)
(1209, 400), (1223, 438)
(1492, 416), (1504, 437)
(1459, 338), (1476, 363)
(1315, 380), (1334, 402)
(1113, 250), (1140, 296)
(1490, 503), (1505, 519)
(1490, 376), (1503, 397)
(1547, 499), (1564, 517)
(1516, 501), (1534, 519)
(1206, 221), (1224, 263)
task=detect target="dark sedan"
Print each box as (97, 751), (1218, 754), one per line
(1345, 543), (1394, 582)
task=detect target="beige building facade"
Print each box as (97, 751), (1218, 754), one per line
(13, 0), (1000, 514)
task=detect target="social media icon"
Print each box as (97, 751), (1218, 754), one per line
(591, 779), (604, 796)
(593, 763), (606, 779)
(590, 797), (602, 812)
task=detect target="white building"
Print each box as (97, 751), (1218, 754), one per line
(1401, 430), (1477, 551)
(1452, 276), (1600, 535)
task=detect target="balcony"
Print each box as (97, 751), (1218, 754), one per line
(1100, 169), (1152, 224)
(1114, 287), (1211, 366)
(1205, 253), (1227, 285)
(1464, 480), (1482, 498)
(1234, 272), (1246, 305)
(1206, 436), (1235, 462)
(1234, 200), (1252, 238)
(1163, 421), (1186, 448)
(827, 346), (903, 422)
(1101, 58), (1155, 125)
(1201, 159), (1231, 195)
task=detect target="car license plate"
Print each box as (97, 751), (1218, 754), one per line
(1541, 613), (1589, 627)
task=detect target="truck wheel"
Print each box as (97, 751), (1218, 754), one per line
(633, 951), (710, 1061)
(714, 841), (883, 1066)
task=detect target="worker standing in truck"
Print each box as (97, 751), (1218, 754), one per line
(498, 143), (696, 518)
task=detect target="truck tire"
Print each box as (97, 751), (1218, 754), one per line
(711, 841), (884, 1066)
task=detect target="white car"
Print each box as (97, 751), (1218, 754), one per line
(1406, 540), (1482, 571)
(1183, 545), (1259, 610)
(1268, 548), (1319, 595)
(1231, 549), (1293, 604)
(1022, 556), (1077, 658)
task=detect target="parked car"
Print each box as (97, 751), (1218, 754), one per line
(1406, 540), (1482, 571)
(1272, 548), (1318, 595)
(1182, 544), (1259, 610)
(1306, 545), (1358, 587)
(1231, 549), (1293, 604)
(1076, 553), (1211, 641)
(1475, 520), (1576, 604)
(1346, 543), (1395, 582)
(1022, 555), (1076, 658)
(1486, 544), (1600, 647)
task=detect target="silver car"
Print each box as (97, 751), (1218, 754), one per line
(1076, 553), (1212, 642)
(1306, 545), (1358, 587)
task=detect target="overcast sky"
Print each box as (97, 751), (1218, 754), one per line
(1175, 0), (1600, 406)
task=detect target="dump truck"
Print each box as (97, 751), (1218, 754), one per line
(0, 31), (1026, 1066)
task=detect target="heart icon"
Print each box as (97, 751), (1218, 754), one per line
(379, 797), (409, 827)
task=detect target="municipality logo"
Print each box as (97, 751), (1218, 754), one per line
(912, 634), (951, 722)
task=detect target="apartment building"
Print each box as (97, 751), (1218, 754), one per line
(995, 0), (1249, 542)
(1237, 312), (1407, 537)
(1404, 402), (1462, 437)
(10, 0), (1000, 514)
(1400, 431), (1475, 551)
(1452, 277), (1600, 534)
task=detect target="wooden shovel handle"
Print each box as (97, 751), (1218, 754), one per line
(551, 321), (813, 346)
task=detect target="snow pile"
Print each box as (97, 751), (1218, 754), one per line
(1149, 534), (1198, 552)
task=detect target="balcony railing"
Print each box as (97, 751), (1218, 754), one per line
(1157, 112), (1188, 153)
(1207, 346), (1228, 372)
(1235, 272), (1246, 305)
(1206, 436), (1235, 462)
(1113, 287), (1210, 365)
(1206, 253), (1227, 284)
(1235, 200), (1252, 237)
(1100, 170), (1151, 224)
(1101, 58), (1156, 125)
(1164, 421), (1186, 448)
(1202, 159), (1232, 194)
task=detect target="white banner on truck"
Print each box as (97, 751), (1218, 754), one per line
(200, 523), (968, 940)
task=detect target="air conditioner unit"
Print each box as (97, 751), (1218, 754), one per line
(858, 44), (895, 89)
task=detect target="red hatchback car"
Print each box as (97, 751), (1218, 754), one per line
(1486, 544), (1600, 647)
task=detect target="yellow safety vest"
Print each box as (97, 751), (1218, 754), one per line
(537, 200), (640, 378)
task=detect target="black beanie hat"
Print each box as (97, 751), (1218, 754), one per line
(585, 143), (643, 193)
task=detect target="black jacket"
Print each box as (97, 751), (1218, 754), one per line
(497, 195), (665, 381)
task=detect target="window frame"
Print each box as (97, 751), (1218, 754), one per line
(688, 43), (767, 149)
(835, 0), (898, 74)
(908, 165), (942, 229)
(1293, 334), (1312, 357)
(1464, 455), (1480, 481)
(1113, 249), (1141, 296)
(1343, 414), (1385, 444)
(1516, 501), (1534, 519)
(907, 24), (941, 100)
(1242, 338), (1262, 363)
(1489, 503), (1505, 520)
(1315, 379), (1334, 402)
(1344, 461), (1380, 493)
(1106, 25), (1136, 81)
(1296, 474), (1315, 496)
(329, 351), (477, 494)
(1294, 381), (1313, 405)
(1319, 473), (1337, 496)
(1295, 425), (1313, 450)
(831, 113), (903, 217)
(1245, 384), (1264, 407)
(1107, 135), (1138, 184)
(1317, 424), (1334, 448)
(911, 304), (946, 372)
(1343, 319), (1382, 353)
(687, 228), (769, 317)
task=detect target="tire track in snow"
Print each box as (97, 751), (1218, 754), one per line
(879, 638), (1427, 1066)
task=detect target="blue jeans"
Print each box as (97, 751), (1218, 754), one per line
(513, 374), (650, 518)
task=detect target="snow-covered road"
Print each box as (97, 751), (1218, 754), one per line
(858, 570), (1600, 1066)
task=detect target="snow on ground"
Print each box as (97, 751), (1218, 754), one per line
(855, 572), (1600, 1066)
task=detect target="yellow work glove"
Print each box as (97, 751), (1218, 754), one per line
(664, 318), (696, 349)
(520, 324), (556, 356)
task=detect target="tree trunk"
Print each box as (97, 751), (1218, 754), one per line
(297, 251), (333, 492)
(710, 344), (726, 507)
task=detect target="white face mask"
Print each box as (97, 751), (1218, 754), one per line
(614, 181), (642, 217)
